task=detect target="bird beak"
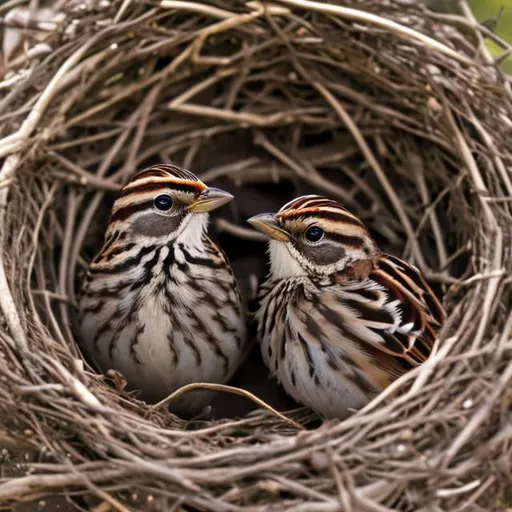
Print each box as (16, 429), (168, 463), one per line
(247, 213), (290, 241)
(188, 187), (234, 213)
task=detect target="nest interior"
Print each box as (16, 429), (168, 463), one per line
(0, 0), (511, 510)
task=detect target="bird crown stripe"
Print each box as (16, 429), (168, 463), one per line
(278, 195), (322, 212)
(287, 198), (325, 211)
(122, 176), (180, 190)
(296, 198), (330, 209)
(123, 173), (205, 188)
(279, 195), (352, 211)
(132, 169), (170, 180)
(132, 164), (200, 182)
(302, 199), (349, 211)
(280, 208), (364, 228)
(120, 180), (204, 198)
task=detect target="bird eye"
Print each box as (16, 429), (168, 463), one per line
(305, 225), (324, 243)
(154, 194), (173, 211)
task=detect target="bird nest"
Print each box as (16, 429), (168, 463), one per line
(0, 0), (511, 510)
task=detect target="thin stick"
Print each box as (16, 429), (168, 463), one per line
(313, 81), (427, 270)
(276, 0), (473, 65)
(215, 218), (267, 241)
(159, 1), (236, 19)
(441, 358), (512, 468)
(153, 383), (304, 430)
(0, 35), (103, 157)
(48, 152), (121, 192)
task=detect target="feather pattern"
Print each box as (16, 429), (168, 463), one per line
(250, 195), (446, 419)
(79, 165), (247, 412)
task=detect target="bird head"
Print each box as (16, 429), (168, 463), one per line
(107, 164), (233, 245)
(248, 195), (379, 279)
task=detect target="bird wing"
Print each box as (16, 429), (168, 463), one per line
(367, 254), (445, 364)
(299, 254), (446, 373)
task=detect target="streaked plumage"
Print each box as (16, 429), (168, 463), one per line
(248, 195), (445, 419)
(79, 164), (247, 412)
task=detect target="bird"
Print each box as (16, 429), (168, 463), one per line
(247, 195), (446, 419)
(78, 164), (247, 414)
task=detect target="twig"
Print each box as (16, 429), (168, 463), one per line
(441, 358), (512, 467)
(48, 151), (121, 192)
(153, 383), (304, 430)
(276, 0), (473, 65)
(214, 218), (267, 241)
(313, 81), (428, 270)
(159, 1), (236, 19)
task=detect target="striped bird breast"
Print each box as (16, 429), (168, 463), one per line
(256, 276), (381, 416)
(79, 238), (245, 402)
(256, 270), (434, 406)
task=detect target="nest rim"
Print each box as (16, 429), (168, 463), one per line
(0, 0), (511, 510)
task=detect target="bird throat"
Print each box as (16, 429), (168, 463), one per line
(268, 240), (306, 278)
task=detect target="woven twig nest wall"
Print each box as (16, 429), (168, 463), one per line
(0, 0), (511, 510)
